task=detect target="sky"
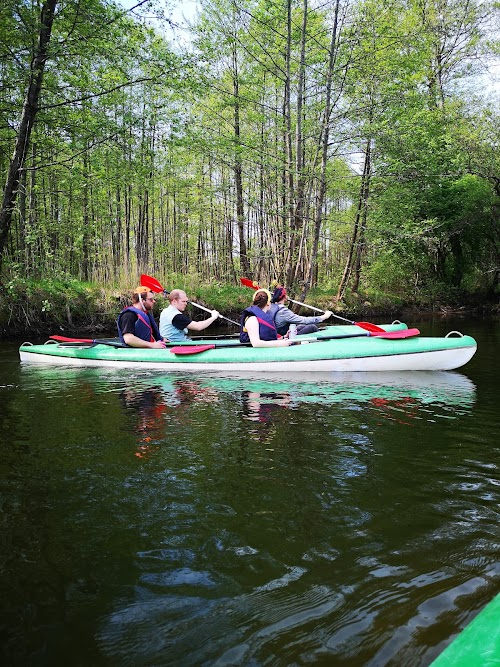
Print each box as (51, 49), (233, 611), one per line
(117, 0), (199, 31)
(114, 0), (199, 50)
(116, 0), (498, 96)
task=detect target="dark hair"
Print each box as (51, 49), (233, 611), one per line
(271, 286), (287, 303)
(253, 289), (270, 308)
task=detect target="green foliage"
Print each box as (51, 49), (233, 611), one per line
(0, 277), (118, 336)
(1, 0), (499, 310)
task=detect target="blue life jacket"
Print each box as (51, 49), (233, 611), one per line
(240, 306), (277, 344)
(117, 306), (162, 345)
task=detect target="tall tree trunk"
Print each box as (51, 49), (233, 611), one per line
(337, 138), (371, 300)
(282, 0), (294, 278)
(232, 43), (251, 278)
(0, 0), (58, 269)
(301, 0), (340, 303)
(113, 184), (122, 279)
(285, 0), (308, 287)
(82, 152), (90, 282)
(351, 183), (369, 293)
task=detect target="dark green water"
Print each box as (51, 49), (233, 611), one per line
(1, 318), (499, 666)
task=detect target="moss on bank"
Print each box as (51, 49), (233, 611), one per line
(0, 277), (497, 340)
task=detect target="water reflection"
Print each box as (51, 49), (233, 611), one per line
(5, 363), (498, 667)
(19, 365), (476, 423)
(118, 379), (220, 457)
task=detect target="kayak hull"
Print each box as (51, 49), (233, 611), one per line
(430, 594), (500, 667)
(19, 330), (477, 372)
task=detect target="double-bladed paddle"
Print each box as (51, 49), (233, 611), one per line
(169, 328), (420, 355)
(240, 277), (385, 334)
(141, 274), (240, 327)
(317, 328), (420, 341)
(49, 328), (419, 356)
(49, 335), (126, 348)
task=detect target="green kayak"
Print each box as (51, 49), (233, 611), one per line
(19, 323), (477, 372)
(430, 594), (500, 667)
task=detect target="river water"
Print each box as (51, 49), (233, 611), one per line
(0, 317), (498, 666)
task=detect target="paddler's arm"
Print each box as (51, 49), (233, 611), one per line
(246, 316), (292, 348)
(187, 310), (220, 332)
(123, 333), (167, 349)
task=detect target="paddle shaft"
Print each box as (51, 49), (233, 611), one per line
(288, 297), (375, 327)
(287, 297), (324, 314)
(278, 295), (376, 326)
(50, 335), (248, 348)
(54, 339), (127, 348)
(187, 300), (240, 327)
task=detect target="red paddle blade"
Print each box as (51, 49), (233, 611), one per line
(170, 344), (216, 355)
(372, 328), (420, 339)
(240, 277), (260, 290)
(354, 321), (387, 333)
(140, 273), (165, 294)
(50, 335), (94, 343)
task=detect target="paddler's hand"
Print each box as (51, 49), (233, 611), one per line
(151, 340), (167, 349)
(322, 310), (333, 320)
(211, 310), (220, 319)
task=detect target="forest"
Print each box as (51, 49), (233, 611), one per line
(1, 0), (499, 321)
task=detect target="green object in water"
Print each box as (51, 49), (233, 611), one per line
(430, 594), (500, 666)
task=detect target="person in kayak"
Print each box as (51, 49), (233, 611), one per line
(159, 289), (220, 342)
(117, 287), (167, 348)
(268, 286), (333, 336)
(240, 289), (293, 348)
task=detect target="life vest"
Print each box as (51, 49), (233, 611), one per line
(159, 304), (190, 342)
(117, 306), (161, 345)
(240, 306), (277, 344)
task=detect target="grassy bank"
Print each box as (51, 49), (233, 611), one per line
(0, 276), (496, 340)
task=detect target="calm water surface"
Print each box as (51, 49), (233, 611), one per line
(0, 318), (499, 666)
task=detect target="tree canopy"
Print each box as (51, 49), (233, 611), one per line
(0, 0), (499, 303)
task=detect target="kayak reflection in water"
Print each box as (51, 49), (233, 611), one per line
(119, 387), (167, 458)
(240, 289), (293, 348)
(119, 381), (220, 456)
(242, 390), (293, 424)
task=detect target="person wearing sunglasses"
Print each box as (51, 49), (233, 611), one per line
(117, 286), (167, 348)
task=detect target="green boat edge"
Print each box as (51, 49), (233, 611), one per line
(18, 323), (477, 371)
(430, 594), (500, 667)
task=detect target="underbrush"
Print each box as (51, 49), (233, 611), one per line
(0, 276), (494, 339)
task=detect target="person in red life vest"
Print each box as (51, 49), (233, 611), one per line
(240, 289), (293, 348)
(268, 285), (333, 336)
(117, 286), (167, 349)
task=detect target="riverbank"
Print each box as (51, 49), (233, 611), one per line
(1, 278), (498, 340)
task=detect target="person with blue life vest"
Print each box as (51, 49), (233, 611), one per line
(117, 286), (167, 349)
(159, 289), (220, 342)
(240, 289), (293, 348)
(268, 286), (333, 335)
